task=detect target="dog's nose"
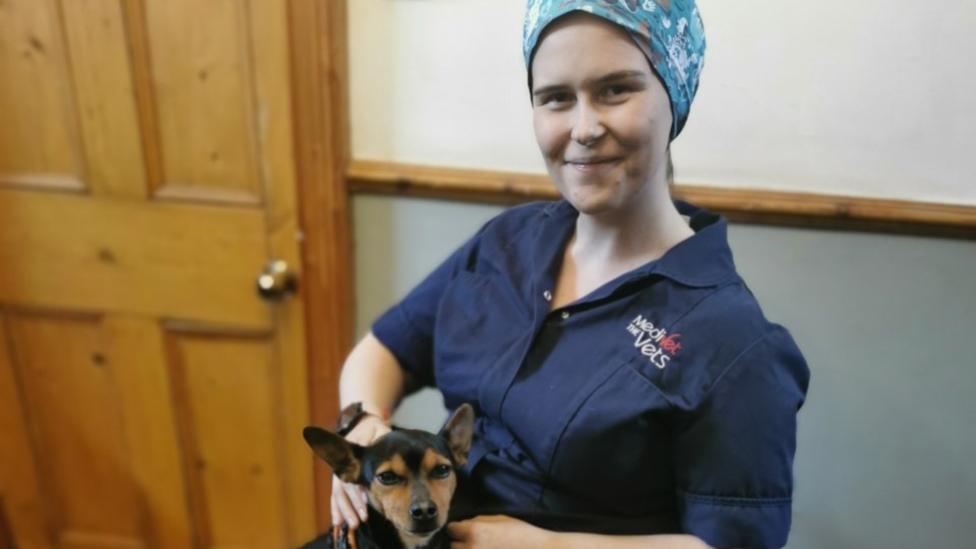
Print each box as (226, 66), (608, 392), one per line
(409, 501), (438, 520)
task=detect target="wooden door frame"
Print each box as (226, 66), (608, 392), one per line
(287, 0), (352, 529)
(0, 498), (12, 549)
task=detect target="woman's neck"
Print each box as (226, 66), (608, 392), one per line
(572, 187), (692, 268)
(550, 186), (693, 310)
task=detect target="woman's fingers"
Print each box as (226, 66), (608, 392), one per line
(331, 476), (367, 527)
(333, 489), (358, 528)
(448, 520), (469, 549)
(332, 482), (357, 528)
(330, 493), (339, 527)
(447, 521), (468, 540)
(328, 414), (391, 527)
(343, 481), (369, 520)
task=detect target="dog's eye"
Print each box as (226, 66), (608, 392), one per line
(430, 464), (451, 479)
(376, 471), (401, 485)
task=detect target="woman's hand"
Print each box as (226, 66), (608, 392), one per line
(448, 515), (551, 548)
(448, 516), (717, 549)
(329, 414), (391, 528)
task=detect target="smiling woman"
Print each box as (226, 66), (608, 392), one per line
(331, 2), (809, 549)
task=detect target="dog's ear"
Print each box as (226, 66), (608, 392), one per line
(439, 403), (475, 466)
(303, 426), (364, 483)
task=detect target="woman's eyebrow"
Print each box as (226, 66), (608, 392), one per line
(586, 70), (647, 86)
(532, 70), (647, 97)
(532, 83), (570, 98)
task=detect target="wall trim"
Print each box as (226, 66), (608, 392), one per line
(348, 159), (976, 238)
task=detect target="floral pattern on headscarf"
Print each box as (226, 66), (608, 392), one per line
(523, 0), (706, 139)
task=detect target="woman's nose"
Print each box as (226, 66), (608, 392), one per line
(570, 101), (606, 146)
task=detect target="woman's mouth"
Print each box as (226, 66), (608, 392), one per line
(565, 157), (622, 174)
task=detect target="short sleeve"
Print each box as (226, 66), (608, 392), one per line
(371, 223), (490, 387)
(673, 326), (810, 549)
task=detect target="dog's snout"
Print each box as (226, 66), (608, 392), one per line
(409, 501), (438, 520)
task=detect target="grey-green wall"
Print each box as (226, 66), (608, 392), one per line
(352, 194), (976, 549)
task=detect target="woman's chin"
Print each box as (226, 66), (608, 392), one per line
(559, 183), (620, 216)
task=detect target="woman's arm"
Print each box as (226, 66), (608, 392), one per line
(542, 532), (714, 549)
(544, 533), (711, 549)
(331, 332), (413, 528)
(448, 516), (718, 549)
(338, 331), (414, 416)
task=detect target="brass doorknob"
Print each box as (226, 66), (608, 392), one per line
(256, 259), (297, 301)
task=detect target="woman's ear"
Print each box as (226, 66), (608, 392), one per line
(666, 146), (674, 187)
(439, 403), (475, 466)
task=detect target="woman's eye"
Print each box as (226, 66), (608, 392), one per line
(539, 92), (573, 107)
(377, 471), (401, 485)
(430, 464), (452, 478)
(601, 84), (631, 99)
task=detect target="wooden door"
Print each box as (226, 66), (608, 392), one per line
(0, 1), (349, 547)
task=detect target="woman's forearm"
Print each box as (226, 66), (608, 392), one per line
(450, 515), (717, 549)
(337, 332), (409, 418)
(545, 532), (712, 549)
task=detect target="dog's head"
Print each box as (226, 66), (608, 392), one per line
(303, 404), (475, 544)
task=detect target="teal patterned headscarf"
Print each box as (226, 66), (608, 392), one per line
(523, 0), (706, 139)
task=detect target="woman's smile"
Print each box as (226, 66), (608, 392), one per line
(565, 156), (623, 175)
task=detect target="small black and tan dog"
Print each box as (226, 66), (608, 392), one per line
(301, 404), (474, 549)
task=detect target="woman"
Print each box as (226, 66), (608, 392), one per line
(334, 1), (809, 548)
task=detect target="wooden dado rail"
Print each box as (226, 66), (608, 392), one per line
(347, 160), (976, 239)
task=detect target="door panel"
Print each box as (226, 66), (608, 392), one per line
(168, 330), (288, 547)
(8, 312), (144, 545)
(59, 0), (147, 198)
(0, 0), (83, 190)
(143, 0), (263, 201)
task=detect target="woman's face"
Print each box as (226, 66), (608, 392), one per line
(531, 14), (673, 216)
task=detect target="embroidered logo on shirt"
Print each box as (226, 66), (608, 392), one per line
(626, 314), (682, 369)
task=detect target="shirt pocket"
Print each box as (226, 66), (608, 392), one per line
(434, 271), (528, 408)
(542, 357), (676, 516)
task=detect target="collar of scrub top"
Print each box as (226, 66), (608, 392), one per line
(541, 200), (737, 290)
(523, 0), (707, 140)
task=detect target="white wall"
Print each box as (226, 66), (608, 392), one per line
(349, 0), (976, 206)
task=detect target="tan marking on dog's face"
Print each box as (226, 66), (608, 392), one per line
(421, 448), (456, 527)
(367, 449), (457, 545)
(369, 454), (407, 519)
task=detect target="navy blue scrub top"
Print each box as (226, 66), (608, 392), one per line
(373, 200), (810, 549)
